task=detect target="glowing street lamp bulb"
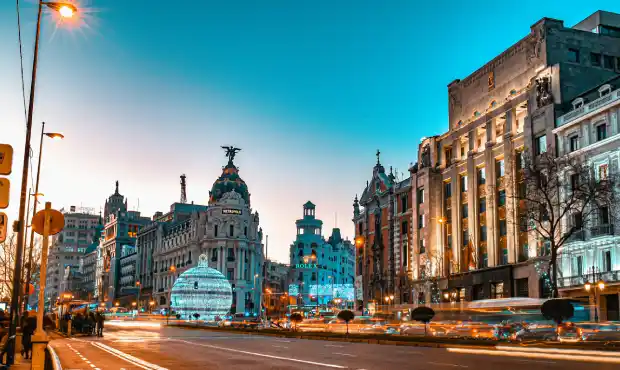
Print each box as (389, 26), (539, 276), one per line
(59, 5), (74, 18)
(584, 282), (591, 291)
(598, 281), (605, 290)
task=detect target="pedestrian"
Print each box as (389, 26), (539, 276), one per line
(88, 312), (96, 336)
(21, 312), (36, 359)
(96, 312), (104, 337)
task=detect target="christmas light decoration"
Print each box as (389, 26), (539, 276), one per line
(287, 283), (354, 300)
(171, 254), (233, 321)
(535, 260), (553, 298)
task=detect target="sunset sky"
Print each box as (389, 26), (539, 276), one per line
(2, 0), (619, 262)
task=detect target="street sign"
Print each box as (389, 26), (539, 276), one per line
(0, 144), (13, 176)
(0, 212), (7, 243)
(32, 208), (65, 236)
(0, 178), (9, 209)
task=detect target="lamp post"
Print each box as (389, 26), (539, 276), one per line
(166, 265), (176, 325)
(149, 300), (155, 314)
(304, 254), (319, 316)
(7, 2), (76, 365)
(328, 275), (334, 309)
(253, 273), (260, 316)
(583, 266), (605, 322)
(24, 122), (64, 309)
(355, 236), (365, 313)
(136, 280), (142, 314)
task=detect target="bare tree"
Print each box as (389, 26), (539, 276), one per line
(516, 151), (616, 298)
(0, 234), (17, 300)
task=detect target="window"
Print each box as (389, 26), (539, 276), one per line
(244, 226), (247, 236)
(590, 52), (602, 66)
(419, 239), (425, 254)
(570, 173), (580, 190)
(229, 224), (234, 237)
(600, 25), (620, 37)
(568, 48), (580, 63)
(575, 255), (583, 276)
(417, 188), (424, 204)
(496, 159), (505, 177)
(460, 175), (468, 192)
(445, 148), (453, 165)
(498, 190), (506, 206)
(569, 135), (579, 152)
(600, 206), (610, 225)
(603, 250), (612, 272)
(311, 272), (316, 281)
(477, 167), (486, 185)
(444, 182), (452, 198)
(479, 197), (486, 213)
(491, 282), (505, 299)
(77, 248), (86, 253)
(604, 55), (615, 69)
(516, 278), (529, 297)
(499, 219), (507, 236)
(227, 247), (235, 261)
(227, 268), (234, 280)
(418, 215), (425, 229)
(462, 204), (468, 219)
(460, 145), (465, 158)
(596, 124), (607, 141)
(599, 163), (609, 180)
(480, 225), (487, 242)
(64, 247), (74, 252)
(515, 151), (524, 170)
(462, 230), (469, 247)
(600, 84), (612, 97)
(618, 57), (620, 71)
(473, 284), (484, 300)
(535, 135), (547, 155)
(402, 193), (409, 211)
(214, 225), (218, 237)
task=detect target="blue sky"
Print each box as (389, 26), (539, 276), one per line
(2, 0), (619, 262)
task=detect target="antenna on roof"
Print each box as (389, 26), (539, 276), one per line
(180, 174), (187, 204)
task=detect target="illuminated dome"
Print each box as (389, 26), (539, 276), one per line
(209, 161), (250, 205)
(170, 254), (233, 321)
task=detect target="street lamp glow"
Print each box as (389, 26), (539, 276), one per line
(598, 281), (605, 290)
(584, 282), (591, 291)
(59, 5), (74, 18)
(44, 132), (64, 140)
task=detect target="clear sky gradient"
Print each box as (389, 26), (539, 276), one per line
(2, 1), (619, 262)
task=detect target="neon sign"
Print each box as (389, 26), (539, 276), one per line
(295, 263), (318, 269)
(222, 209), (242, 215)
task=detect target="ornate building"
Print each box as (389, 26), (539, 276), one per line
(96, 182), (151, 305)
(152, 147), (265, 315)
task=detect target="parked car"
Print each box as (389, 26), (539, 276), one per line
(578, 323), (620, 342)
(451, 322), (495, 339)
(494, 322), (526, 340)
(557, 322), (580, 343)
(229, 316), (261, 329)
(514, 324), (557, 342)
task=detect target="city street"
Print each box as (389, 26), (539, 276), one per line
(48, 324), (620, 369)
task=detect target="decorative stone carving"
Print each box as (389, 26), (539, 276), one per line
(221, 189), (242, 201)
(536, 77), (553, 108)
(420, 145), (431, 169)
(527, 26), (546, 65)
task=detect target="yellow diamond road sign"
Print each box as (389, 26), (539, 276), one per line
(0, 178), (9, 209)
(0, 144), (13, 176)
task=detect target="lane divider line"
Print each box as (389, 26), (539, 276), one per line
(176, 339), (347, 368)
(495, 345), (620, 357)
(447, 348), (620, 364)
(91, 342), (169, 370)
(427, 362), (468, 368)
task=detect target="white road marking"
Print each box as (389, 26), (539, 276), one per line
(176, 339), (347, 368)
(91, 342), (169, 370)
(427, 362), (468, 368)
(332, 352), (356, 357)
(496, 345), (620, 357)
(273, 339), (292, 343)
(513, 359), (557, 365)
(448, 348), (620, 364)
(325, 344), (344, 348)
(272, 345), (289, 349)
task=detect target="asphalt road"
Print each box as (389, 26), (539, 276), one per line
(49, 324), (620, 370)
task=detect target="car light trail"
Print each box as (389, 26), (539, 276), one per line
(447, 348), (620, 364)
(495, 346), (620, 357)
(105, 320), (162, 328)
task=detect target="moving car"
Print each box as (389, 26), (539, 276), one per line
(514, 323), (557, 342)
(578, 323), (620, 342)
(557, 322), (580, 343)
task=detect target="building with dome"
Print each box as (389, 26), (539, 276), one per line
(152, 147), (265, 316)
(288, 202), (355, 311)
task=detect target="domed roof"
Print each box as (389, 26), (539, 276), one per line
(209, 162), (250, 205)
(170, 254), (233, 321)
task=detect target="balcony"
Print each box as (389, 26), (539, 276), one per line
(565, 229), (585, 243)
(556, 89), (620, 128)
(591, 224), (614, 238)
(558, 271), (620, 288)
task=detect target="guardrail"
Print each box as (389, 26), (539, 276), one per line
(45, 344), (62, 370)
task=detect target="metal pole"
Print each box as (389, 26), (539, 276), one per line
(34, 203), (52, 337)
(7, 2), (42, 365)
(24, 122), (45, 308)
(20, 188), (32, 311)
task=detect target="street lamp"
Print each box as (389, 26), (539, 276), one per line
(7, 2), (77, 365)
(583, 266), (605, 322)
(149, 300), (155, 313)
(24, 124), (64, 308)
(167, 265), (176, 325)
(136, 280), (142, 313)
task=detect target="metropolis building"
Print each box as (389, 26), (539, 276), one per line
(152, 148), (265, 315)
(354, 10), (620, 307)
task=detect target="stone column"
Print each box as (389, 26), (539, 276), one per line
(611, 108), (619, 136)
(503, 137), (517, 263)
(487, 118), (497, 145)
(485, 144), (498, 267)
(467, 152), (477, 273)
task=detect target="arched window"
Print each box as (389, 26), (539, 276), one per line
(599, 84), (612, 97)
(229, 224), (234, 237)
(473, 111), (481, 118)
(244, 226), (248, 236)
(572, 97), (585, 110)
(510, 89), (517, 96)
(214, 225), (218, 237)
(490, 100), (497, 108)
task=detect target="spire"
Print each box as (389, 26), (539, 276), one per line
(115, 180), (119, 195)
(180, 174), (187, 204)
(376, 149), (381, 165)
(353, 195), (360, 218)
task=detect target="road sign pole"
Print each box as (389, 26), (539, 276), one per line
(31, 202), (51, 370)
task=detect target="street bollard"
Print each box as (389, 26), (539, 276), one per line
(67, 319), (72, 338)
(14, 332), (23, 357)
(30, 335), (49, 370)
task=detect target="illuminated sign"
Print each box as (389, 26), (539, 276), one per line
(155, 213), (173, 223)
(295, 263), (318, 269)
(222, 209), (242, 215)
(288, 283), (355, 301)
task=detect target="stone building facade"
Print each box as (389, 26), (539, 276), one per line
(555, 75), (620, 321)
(45, 206), (100, 303)
(354, 10), (620, 307)
(152, 149), (265, 315)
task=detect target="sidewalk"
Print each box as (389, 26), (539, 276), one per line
(11, 352), (31, 370)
